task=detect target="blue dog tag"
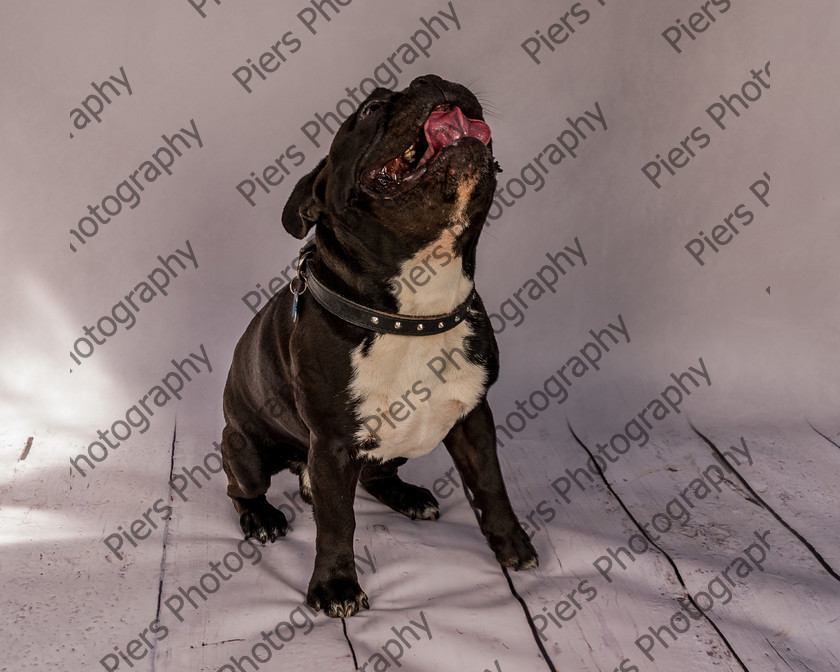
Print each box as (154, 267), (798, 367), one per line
(292, 288), (300, 322)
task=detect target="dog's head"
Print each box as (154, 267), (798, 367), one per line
(282, 75), (498, 260)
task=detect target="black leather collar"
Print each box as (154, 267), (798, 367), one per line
(292, 241), (475, 336)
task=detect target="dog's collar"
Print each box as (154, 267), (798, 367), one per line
(291, 241), (475, 336)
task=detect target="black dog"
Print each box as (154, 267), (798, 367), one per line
(221, 74), (537, 618)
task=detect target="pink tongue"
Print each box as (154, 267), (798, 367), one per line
(422, 107), (491, 159)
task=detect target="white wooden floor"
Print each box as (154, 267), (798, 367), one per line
(3, 412), (839, 672)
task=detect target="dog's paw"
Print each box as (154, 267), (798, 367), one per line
(409, 499), (441, 521)
(366, 480), (440, 521)
(307, 576), (370, 618)
(239, 500), (288, 544)
(398, 483), (440, 520)
(492, 526), (539, 571)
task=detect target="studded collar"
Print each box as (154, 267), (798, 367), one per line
(291, 241), (475, 336)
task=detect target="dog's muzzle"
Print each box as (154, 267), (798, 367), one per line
(362, 105), (491, 195)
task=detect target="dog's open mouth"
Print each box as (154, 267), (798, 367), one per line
(363, 104), (491, 194)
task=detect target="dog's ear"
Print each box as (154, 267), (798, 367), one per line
(281, 157), (328, 239)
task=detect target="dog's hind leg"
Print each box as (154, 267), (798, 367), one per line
(360, 457), (440, 520)
(221, 425), (288, 543)
(289, 461), (313, 505)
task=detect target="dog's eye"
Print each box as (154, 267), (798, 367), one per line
(359, 101), (383, 118)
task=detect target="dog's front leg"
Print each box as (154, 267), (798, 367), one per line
(305, 440), (369, 617)
(443, 400), (539, 570)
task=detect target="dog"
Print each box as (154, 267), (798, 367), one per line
(221, 74), (537, 618)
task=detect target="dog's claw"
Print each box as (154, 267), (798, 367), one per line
(416, 503), (440, 520)
(492, 525), (539, 571)
(307, 576), (369, 618)
(238, 503), (288, 544)
(509, 554), (539, 571)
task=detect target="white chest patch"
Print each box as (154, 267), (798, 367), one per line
(348, 235), (487, 462)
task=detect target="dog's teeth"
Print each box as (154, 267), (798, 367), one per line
(403, 144), (416, 161)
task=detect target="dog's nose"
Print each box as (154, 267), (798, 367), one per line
(411, 74), (444, 90)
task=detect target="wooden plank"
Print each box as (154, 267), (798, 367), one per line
(560, 419), (840, 671)
(695, 422), (840, 566)
(498, 437), (745, 672)
(143, 430), (354, 670)
(0, 429), (179, 671)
